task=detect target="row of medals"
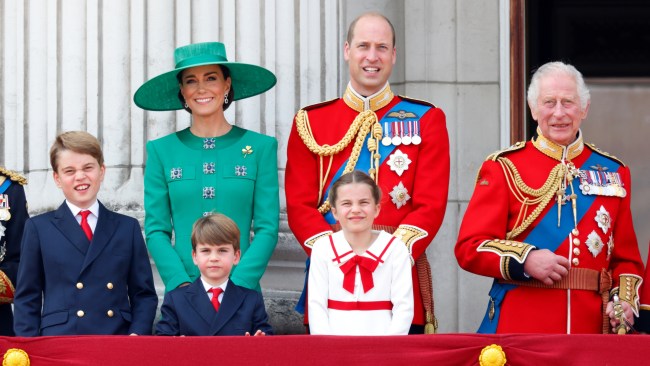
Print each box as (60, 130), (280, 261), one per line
(381, 121), (422, 146)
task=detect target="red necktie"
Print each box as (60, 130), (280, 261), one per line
(80, 210), (93, 241)
(210, 287), (224, 312)
(339, 255), (379, 294)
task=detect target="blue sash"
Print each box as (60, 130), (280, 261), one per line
(320, 100), (432, 223)
(477, 150), (622, 333)
(0, 178), (11, 194)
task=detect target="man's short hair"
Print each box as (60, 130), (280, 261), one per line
(527, 61), (591, 112)
(50, 131), (105, 172)
(346, 12), (396, 47)
(191, 213), (241, 252)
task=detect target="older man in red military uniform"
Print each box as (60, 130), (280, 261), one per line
(285, 12), (450, 334)
(456, 61), (644, 334)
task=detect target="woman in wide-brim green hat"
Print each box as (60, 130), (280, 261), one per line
(135, 42), (280, 296)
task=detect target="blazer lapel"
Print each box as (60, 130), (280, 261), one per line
(52, 202), (89, 255)
(80, 202), (116, 273)
(209, 282), (245, 335)
(185, 279), (217, 326)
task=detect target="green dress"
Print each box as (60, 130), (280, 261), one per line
(144, 126), (279, 291)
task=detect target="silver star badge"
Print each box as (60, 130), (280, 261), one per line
(389, 182), (410, 209)
(387, 149), (411, 177)
(586, 230), (604, 258)
(594, 205), (611, 234)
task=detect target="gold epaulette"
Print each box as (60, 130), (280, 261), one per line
(486, 141), (526, 161)
(586, 143), (626, 167)
(299, 98), (339, 112)
(398, 95), (435, 108)
(0, 167), (27, 185)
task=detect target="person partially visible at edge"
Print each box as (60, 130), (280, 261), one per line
(134, 42), (279, 293)
(636, 245), (650, 333)
(455, 61), (644, 334)
(14, 131), (157, 336)
(285, 12), (450, 334)
(0, 167), (29, 336)
(156, 213), (273, 336)
(308, 171), (413, 335)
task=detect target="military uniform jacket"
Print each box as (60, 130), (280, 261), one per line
(455, 132), (644, 333)
(0, 169), (28, 336)
(286, 84), (450, 324)
(13, 201), (158, 336)
(308, 231), (413, 335)
(145, 127), (279, 291)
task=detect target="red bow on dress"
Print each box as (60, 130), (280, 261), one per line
(339, 255), (379, 294)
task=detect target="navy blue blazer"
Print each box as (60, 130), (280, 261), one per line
(13, 201), (158, 336)
(156, 278), (273, 336)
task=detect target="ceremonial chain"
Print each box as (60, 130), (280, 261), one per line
(498, 158), (563, 239)
(295, 109), (381, 213)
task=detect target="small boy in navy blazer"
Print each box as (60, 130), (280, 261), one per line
(13, 131), (158, 336)
(155, 213), (273, 336)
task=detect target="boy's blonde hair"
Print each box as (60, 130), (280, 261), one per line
(50, 131), (105, 171)
(191, 213), (240, 252)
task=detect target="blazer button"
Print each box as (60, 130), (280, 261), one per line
(77, 310), (85, 317)
(76, 282), (84, 289)
(107, 310), (114, 317)
(572, 258), (580, 266)
(106, 283), (114, 290)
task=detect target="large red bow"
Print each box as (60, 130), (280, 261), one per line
(339, 255), (379, 294)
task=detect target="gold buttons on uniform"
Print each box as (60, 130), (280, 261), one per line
(77, 310), (85, 317)
(572, 229), (579, 236)
(107, 310), (114, 317)
(572, 258), (580, 266)
(76, 282), (84, 289)
(107, 283), (114, 290)
(572, 238), (580, 246)
(573, 248), (580, 256)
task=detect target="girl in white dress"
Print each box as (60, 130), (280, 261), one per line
(308, 171), (414, 335)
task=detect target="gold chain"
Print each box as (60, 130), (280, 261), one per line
(296, 109), (379, 213)
(498, 157), (563, 239)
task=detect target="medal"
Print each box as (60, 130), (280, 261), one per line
(389, 182), (410, 209)
(391, 121), (401, 146)
(402, 121), (412, 145)
(594, 205), (611, 234)
(387, 149), (411, 176)
(381, 122), (392, 146)
(586, 230), (604, 257)
(0, 195), (9, 221)
(411, 120), (422, 145)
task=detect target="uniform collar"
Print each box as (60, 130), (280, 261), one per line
(532, 128), (584, 161)
(342, 82), (394, 112)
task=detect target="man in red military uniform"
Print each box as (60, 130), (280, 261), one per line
(456, 61), (644, 334)
(285, 12), (450, 334)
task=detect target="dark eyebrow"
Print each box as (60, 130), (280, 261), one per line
(183, 71), (219, 80)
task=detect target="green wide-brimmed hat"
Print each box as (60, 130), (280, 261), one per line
(133, 42), (277, 111)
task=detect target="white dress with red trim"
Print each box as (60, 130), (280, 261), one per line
(308, 230), (413, 335)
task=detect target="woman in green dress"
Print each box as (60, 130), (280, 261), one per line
(134, 42), (279, 292)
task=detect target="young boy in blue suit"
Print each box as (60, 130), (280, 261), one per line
(13, 131), (158, 336)
(156, 213), (273, 336)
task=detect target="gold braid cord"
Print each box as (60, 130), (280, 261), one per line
(416, 253), (437, 334)
(295, 109), (380, 214)
(497, 157), (563, 239)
